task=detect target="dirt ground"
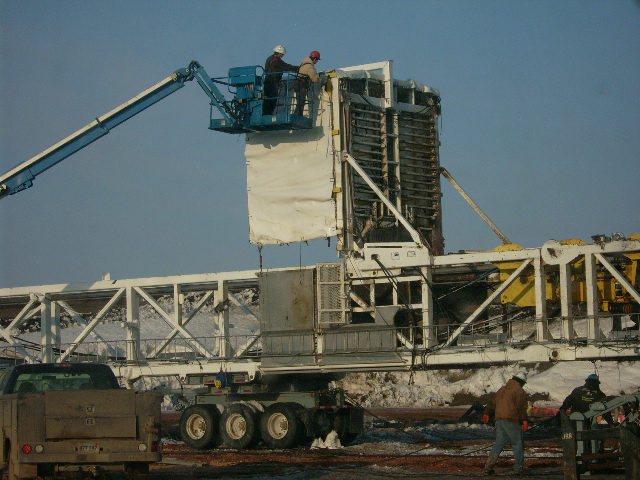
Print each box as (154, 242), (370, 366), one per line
(153, 408), (627, 480)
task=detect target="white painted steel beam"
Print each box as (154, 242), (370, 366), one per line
(443, 259), (533, 347)
(584, 254), (603, 340)
(337, 61), (394, 109)
(343, 153), (428, 249)
(56, 300), (117, 357)
(421, 266), (437, 347)
(559, 262), (576, 340)
(133, 286), (212, 359)
(215, 280), (231, 358)
(126, 286), (142, 361)
(534, 256), (550, 342)
(440, 167), (512, 245)
(1, 296), (40, 362)
(595, 253), (640, 304)
(149, 290), (216, 359)
(40, 299), (57, 363)
(58, 288), (126, 362)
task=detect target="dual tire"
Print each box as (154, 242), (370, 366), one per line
(259, 403), (303, 449)
(218, 402), (303, 449)
(218, 403), (259, 449)
(181, 402), (339, 450)
(179, 405), (221, 450)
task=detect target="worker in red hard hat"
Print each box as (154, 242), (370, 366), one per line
(295, 51), (322, 116)
(264, 45), (298, 115)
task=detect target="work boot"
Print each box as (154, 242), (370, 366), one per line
(513, 467), (529, 475)
(484, 457), (496, 475)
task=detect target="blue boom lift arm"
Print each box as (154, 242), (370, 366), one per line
(0, 60), (312, 200)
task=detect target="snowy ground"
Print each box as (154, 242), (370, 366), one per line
(157, 406), (568, 479)
(156, 405), (581, 480)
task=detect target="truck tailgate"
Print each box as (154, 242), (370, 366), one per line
(44, 389), (138, 439)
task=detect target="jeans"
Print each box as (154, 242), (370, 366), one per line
(488, 420), (524, 471)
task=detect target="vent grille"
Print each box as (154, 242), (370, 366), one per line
(317, 263), (347, 325)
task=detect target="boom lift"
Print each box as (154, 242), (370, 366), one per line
(1, 60), (638, 451)
(0, 61), (310, 199)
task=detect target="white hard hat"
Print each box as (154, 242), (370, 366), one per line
(274, 45), (286, 54)
(513, 371), (528, 383)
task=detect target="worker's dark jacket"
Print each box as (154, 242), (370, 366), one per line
(560, 382), (606, 413)
(264, 55), (298, 94)
(484, 379), (528, 424)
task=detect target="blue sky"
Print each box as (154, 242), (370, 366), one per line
(1, 0), (639, 288)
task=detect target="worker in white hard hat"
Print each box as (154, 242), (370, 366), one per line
(482, 371), (529, 475)
(294, 50), (322, 116)
(264, 45), (298, 115)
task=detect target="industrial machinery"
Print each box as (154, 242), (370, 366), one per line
(0, 60), (638, 450)
(0, 61), (311, 199)
(560, 392), (640, 479)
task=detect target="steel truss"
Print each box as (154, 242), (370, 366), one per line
(347, 237), (640, 368)
(0, 238), (638, 383)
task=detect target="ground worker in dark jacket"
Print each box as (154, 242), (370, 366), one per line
(559, 373), (612, 453)
(560, 373), (607, 414)
(483, 371), (529, 475)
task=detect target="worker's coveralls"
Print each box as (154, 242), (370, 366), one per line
(484, 378), (528, 472)
(560, 379), (611, 453)
(295, 56), (321, 116)
(560, 380), (606, 414)
(264, 54), (298, 116)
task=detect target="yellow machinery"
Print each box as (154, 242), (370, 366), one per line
(494, 234), (640, 316)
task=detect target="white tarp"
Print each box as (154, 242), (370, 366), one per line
(246, 88), (337, 245)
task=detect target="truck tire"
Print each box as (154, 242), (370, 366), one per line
(219, 403), (258, 449)
(180, 405), (220, 450)
(259, 402), (302, 449)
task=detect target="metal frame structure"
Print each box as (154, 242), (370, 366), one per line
(0, 236), (638, 383)
(1, 61), (638, 385)
(332, 61), (444, 255)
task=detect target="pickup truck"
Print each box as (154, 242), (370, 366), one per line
(0, 363), (162, 479)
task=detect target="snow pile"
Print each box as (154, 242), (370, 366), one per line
(311, 431), (342, 449)
(338, 361), (640, 408)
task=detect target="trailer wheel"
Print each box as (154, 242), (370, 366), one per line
(260, 403), (301, 449)
(180, 405), (220, 449)
(219, 403), (258, 449)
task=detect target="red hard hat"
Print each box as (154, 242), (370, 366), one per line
(310, 51), (321, 60)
